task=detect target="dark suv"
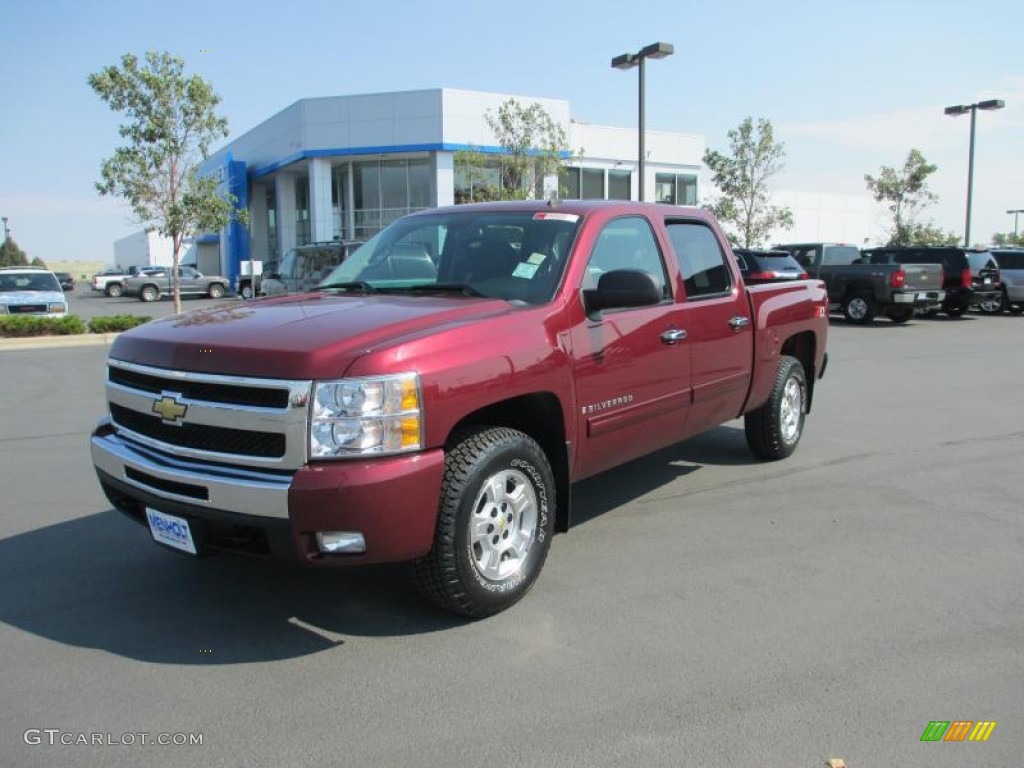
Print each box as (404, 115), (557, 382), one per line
(862, 246), (1001, 317)
(733, 249), (807, 284)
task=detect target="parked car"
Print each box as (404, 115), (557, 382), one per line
(862, 246), (1001, 317)
(54, 272), (75, 291)
(92, 269), (131, 296)
(988, 248), (1024, 314)
(0, 267), (69, 317)
(262, 241), (364, 296)
(777, 242), (945, 324)
(121, 266), (230, 302)
(235, 259), (278, 300)
(733, 248), (807, 284)
(92, 200), (830, 618)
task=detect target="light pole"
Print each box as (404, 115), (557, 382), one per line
(1007, 208), (1024, 240)
(1, 217), (8, 242)
(944, 98), (1004, 246)
(611, 42), (674, 202)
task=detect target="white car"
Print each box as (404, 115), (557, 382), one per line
(0, 267), (69, 318)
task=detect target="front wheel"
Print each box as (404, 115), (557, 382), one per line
(140, 285), (158, 302)
(240, 283), (254, 300)
(842, 293), (876, 324)
(207, 283), (225, 299)
(745, 355), (807, 461)
(410, 427), (555, 618)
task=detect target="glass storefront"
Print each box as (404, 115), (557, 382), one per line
(655, 173), (698, 206)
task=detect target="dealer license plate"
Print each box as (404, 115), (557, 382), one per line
(146, 508), (197, 555)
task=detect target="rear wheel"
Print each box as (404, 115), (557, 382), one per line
(842, 293), (876, 324)
(105, 282), (123, 298)
(944, 302), (967, 317)
(240, 283), (254, 300)
(410, 427), (555, 618)
(207, 283), (225, 299)
(977, 292), (1006, 315)
(140, 285), (158, 302)
(745, 356), (807, 461)
(888, 306), (915, 324)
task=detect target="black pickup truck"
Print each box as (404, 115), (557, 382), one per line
(776, 242), (945, 324)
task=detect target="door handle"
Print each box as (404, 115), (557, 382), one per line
(661, 328), (687, 344)
(729, 316), (750, 330)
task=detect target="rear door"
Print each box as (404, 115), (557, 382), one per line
(664, 219), (753, 438)
(569, 215), (692, 480)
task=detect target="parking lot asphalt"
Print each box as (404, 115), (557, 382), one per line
(1, 314), (1021, 767)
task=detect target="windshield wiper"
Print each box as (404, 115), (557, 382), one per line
(383, 283), (488, 298)
(317, 281), (376, 293)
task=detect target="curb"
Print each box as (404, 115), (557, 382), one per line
(0, 333), (120, 352)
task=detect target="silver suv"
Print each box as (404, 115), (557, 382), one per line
(0, 267), (69, 318)
(989, 249), (1024, 314)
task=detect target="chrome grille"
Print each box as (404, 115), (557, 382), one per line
(106, 359), (312, 470)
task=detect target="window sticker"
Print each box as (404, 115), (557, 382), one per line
(512, 262), (540, 279)
(527, 252), (547, 266)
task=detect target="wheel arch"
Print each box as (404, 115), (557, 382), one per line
(446, 392), (571, 533)
(780, 331), (817, 412)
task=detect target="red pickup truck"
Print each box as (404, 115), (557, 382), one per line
(92, 200), (829, 617)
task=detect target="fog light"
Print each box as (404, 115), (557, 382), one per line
(316, 531), (366, 554)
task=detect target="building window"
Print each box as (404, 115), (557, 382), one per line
(608, 169), (631, 200)
(455, 159), (501, 203)
(354, 158), (432, 240)
(655, 173), (698, 206)
(581, 168), (604, 199)
(265, 186), (277, 260)
(332, 165), (348, 240)
(559, 168), (580, 199)
(295, 173), (311, 245)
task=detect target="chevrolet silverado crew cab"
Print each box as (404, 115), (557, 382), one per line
(777, 241), (944, 324)
(92, 201), (829, 618)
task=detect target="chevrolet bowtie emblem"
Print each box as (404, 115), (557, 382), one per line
(152, 394), (188, 424)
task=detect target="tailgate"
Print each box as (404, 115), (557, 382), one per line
(900, 263), (944, 292)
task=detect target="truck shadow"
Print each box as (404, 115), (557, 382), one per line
(570, 425), (752, 527)
(0, 510), (465, 665)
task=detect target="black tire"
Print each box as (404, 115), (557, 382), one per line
(977, 292), (1006, 315)
(410, 427), (555, 618)
(207, 283), (225, 299)
(842, 292), (876, 324)
(105, 282), (123, 298)
(140, 285), (158, 302)
(1009, 304), (1023, 315)
(240, 283), (254, 300)
(745, 355), (807, 461)
(888, 306), (915, 324)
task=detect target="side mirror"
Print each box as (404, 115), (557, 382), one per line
(584, 269), (662, 315)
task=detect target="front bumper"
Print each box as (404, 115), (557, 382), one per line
(92, 422), (446, 565)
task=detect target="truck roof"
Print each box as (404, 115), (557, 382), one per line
(410, 199), (715, 221)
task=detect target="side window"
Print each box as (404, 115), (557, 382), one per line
(791, 247), (818, 268)
(666, 222), (732, 299)
(822, 246), (861, 266)
(180, 267), (198, 279)
(583, 216), (669, 298)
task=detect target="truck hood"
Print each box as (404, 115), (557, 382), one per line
(109, 292), (515, 379)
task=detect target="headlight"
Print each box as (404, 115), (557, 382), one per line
(48, 303), (67, 314)
(310, 373), (422, 458)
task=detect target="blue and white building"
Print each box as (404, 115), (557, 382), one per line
(199, 88), (705, 285)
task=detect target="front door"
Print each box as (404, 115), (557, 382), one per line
(570, 215), (692, 480)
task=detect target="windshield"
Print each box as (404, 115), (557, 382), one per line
(320, 211), (580, 304)
(966, 251), (995, 270)
(0, 272), (61, 292)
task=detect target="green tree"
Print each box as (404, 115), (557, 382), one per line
(455, 99), (570, 201)
(0, 238), (29, 267)
(703, 117), (793, 248)
(864, 149), (938, 247)
(30, 256), (47, 268)
(907, 223), (960, 247)
(992, 231), (1024, 247)
(88, 51), (247, 313)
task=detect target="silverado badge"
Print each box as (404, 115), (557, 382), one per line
(152, 394), (188, 425)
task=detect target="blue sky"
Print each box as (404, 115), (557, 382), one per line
(1, 0), (1020, 264)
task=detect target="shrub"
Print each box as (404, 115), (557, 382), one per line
(88, 315), (152, 333)
(0, 315), (87, 337)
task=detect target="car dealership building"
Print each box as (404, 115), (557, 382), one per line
(197, 88), (705, 284)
